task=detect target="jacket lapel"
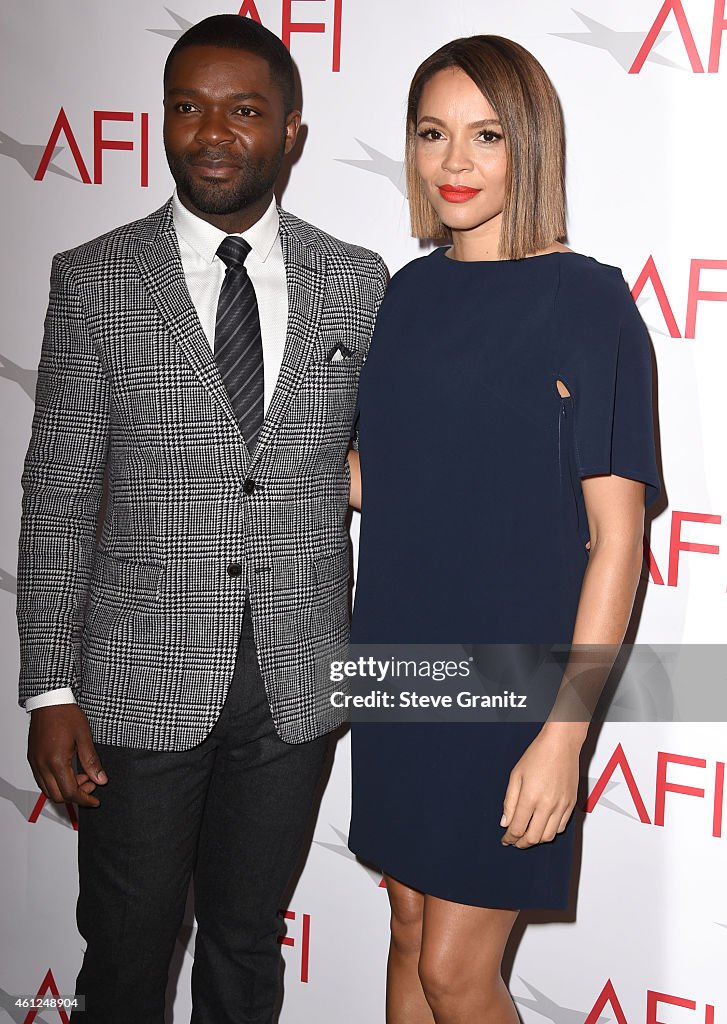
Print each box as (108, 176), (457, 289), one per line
(249, 208), (327, 467)
(132, 201), (325, 465)
(133, 200), (245, 443)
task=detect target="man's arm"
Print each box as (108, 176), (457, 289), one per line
(18, 252), (111, 804)
(373, 253), (389, 306)
(349, 253), (389, 462)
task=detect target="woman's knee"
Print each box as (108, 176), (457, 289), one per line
(417, 948), (460, 1007)
(417, 940), (503, 1010)
(387, 879), (425, 957)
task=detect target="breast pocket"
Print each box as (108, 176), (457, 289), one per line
(305, 355), (363, 425)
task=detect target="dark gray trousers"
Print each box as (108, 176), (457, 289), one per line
(71, 602), (329, 1024)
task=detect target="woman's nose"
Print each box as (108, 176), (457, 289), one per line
(441, 139), (474, 175)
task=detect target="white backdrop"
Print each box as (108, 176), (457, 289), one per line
(1, 1), (725, 1022)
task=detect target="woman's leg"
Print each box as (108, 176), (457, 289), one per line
(385, 874), (435, 1024)
(418, 896), (519, 1024)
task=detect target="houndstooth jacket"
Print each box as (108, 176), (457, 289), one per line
(17, 199), (387, 750)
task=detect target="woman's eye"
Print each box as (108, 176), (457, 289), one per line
(479, 130), (503, 144)
(417, 128), (443, 141)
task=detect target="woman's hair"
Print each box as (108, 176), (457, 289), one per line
(405, 35), (566, 260)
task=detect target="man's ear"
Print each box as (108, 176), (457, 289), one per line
(284, 111), (302, 154)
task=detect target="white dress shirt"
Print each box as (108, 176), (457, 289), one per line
(173, 191), (288, 413)
(25, 192), (289, 711)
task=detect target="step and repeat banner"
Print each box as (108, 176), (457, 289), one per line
(1, 1), (725, 1021)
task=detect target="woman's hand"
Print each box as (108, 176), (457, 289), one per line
(498, 474), (646, 850)
(499, 722), (585, 848)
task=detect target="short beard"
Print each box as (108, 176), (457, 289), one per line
(167, 145), (285, 217)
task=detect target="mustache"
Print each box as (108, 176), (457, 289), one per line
(184, 149), (244, 167)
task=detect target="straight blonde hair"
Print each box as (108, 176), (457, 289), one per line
(406, 36), (566, 260)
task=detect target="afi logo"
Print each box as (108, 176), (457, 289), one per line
(278, 908), (312, 982)
(587, 743), (725, 838)
(631, 0), (727, 73)
(34, 108), (149, 186)
(28, 790), (78, 831)
(585, 980), (716, 1024)
(555, 2), (727, 74)
(239, 1), (343, 71)
(633, 256), (727, 340)
(21, 968), (71, 1024)
(646, 511), (721, 589)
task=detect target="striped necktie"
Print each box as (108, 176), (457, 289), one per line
(214, 236), (264, 452)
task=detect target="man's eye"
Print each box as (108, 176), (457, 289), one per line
(235, 107), (259, 117)
(176, 103), (197, 114)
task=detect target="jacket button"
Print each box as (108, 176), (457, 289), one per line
(243, 479), (256, 495)
(227, 562), (242, 578)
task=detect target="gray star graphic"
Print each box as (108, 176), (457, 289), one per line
(551, 11), (682, 71)
(0, 775), (76, 830)
(0, 351), (37, 400)
(337, 140), (406, 195)
(0, 987), (53, 1024)
(315, 824), (384, 885)
(585, 776), (643, 822)
(636, 297), (674, 339)
(0, 130), (81, 182)
(148, 8), (194, 40)
(0, 568), (17, 595)
(515, 977), (611, 1024)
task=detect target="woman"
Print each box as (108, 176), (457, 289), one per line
(346, 35), (660, 1024)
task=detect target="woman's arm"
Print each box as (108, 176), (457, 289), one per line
(500, 473), (646, 848)
(348, 449), (361, 511)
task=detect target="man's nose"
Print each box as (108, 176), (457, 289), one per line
(195, 110), (236, 146)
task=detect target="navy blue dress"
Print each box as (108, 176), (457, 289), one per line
(348, 248), (660, 909)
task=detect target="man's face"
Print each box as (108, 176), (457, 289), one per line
(163, 45), (300, 228)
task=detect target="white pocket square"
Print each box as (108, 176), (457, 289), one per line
(326, 344), (353, 362)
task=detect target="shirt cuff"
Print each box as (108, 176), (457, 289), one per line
(25, 688), (78, 712)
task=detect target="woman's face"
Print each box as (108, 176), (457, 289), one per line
(414, 67), (507, 238)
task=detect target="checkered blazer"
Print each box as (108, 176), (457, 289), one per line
(17, 199), (387, 749)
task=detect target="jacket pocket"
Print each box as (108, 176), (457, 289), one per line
(85, 551), (164, 633)
(311, 547), (351, 637)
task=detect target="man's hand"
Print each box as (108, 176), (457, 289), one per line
(28, 705), (107, 808)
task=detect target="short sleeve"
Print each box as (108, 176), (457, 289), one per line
(569, 268), (660, 507)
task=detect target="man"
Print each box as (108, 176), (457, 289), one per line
(17, 15), (386, 1023)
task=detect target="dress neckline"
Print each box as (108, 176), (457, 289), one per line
(436, 246), (579, 265)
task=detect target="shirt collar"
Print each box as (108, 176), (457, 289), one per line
(172, 190), (280, 265)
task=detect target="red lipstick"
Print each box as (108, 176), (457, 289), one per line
(438, 184), (481, 203)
